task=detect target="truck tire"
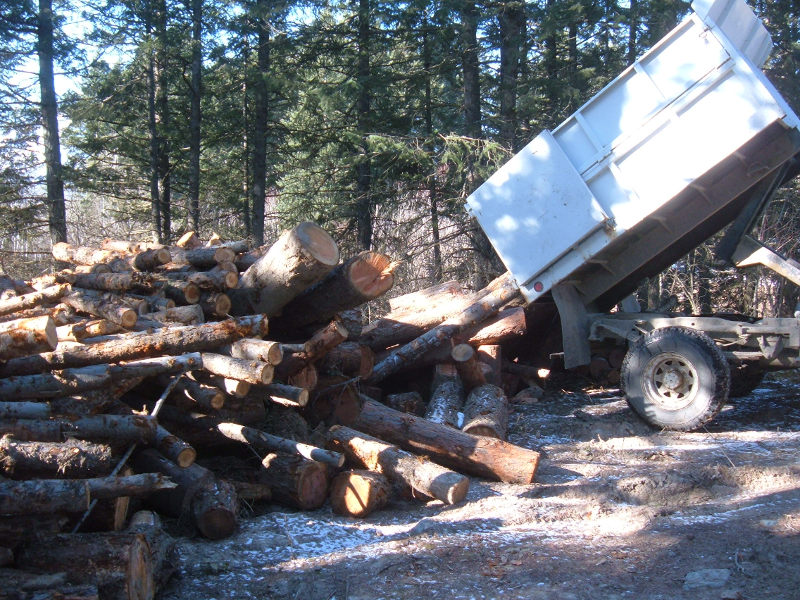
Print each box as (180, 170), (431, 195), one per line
(621, 327), (730, 431)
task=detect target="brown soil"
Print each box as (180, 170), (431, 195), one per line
(161, 373), (800, 600)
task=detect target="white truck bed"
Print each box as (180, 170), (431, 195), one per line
(466, 0), (800, 307)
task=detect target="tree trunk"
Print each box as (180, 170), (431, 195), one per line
(355, 0), (373, 250)
(188, 0), (202, 233)
(0, 414), (158, 444)
(477, 344), (503, 386)
(328, 425), (469, 504)
(217, 422), (344, 467)
(257, 383), (309, 408)
(260, 453), (329, 510)
(329, 469), (389, 517)
(233, 222), (339, 316)
(249, 0), (270, 245)
(355, 398), (539, 483)
(0, 315), (267, 376)
(461, 2), (481, 137)
(63, 289), (138, 328)
(155, 0), (171, 243)
(145, 9), (162, 244)
(498, 1), (525, 150)
(461, 383), (508, 439)
(387, 280), (465, 314)
(38, 0), (67, 246)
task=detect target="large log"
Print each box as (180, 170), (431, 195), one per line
(0, 401), (50, 419)
(161, 280), (201, 305)
(306, 376), (363, 426)
(61, 271), (156, 293)
(0, 315), (267, 377)
(52, 242), (119, 265)
(217, 422), (344, 467)
(0, 315), (57, 360)
(367, 272), (521, 383)
(354, 398), (539, 484)
(132, 449), (237, 540)
(0, 284), (71, 318)
(0, 473), (176, 515)
(231, 222), (340, 316)
(62, 289), (138, 328)
(0, 414), (158, 444)
(260, 453), (329, 510)
(461, 383), (509, 439)
(478, 344), (503, 386)
(274, 251), (395, 329)
(0, 437), (114, 479)
(56, 318), (124, 342)
(0, 354), (202, 399)
(388, 280), (465, 314)
(327, 425), (469, 504)
(329, 470), (390, 518)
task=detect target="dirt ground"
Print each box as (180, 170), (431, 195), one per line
(160, 373), (800, 600)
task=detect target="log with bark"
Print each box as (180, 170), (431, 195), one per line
(316, 341), (374, 379)
(276, 320), (349, 380)
(0, 437), (114, 479)
(273, 251), (395, 330)
(354, 398), (539, 484)
(217, 422), (344, 467)
(383, 391), (423, 415)
(200, 353), (273, 386)
(0, 315), (267, 376)
(0, 315), (57, 360)
(0, 284), (71, 318)
(231, 222), (340, 316)
(451, 343), (487, 392)
(260, 452), (329, 510)
(0, 401), (50, 419)
(221, 338), (283, 366)
(327, 425), (469, 504)
(257, 383), (309, 408)
(461, 384), (509, 439)
(306, 376), (363, 426)
(424, 364), (464, 428)
(329, 469), (390, 518)
(478, 345), (503, 386)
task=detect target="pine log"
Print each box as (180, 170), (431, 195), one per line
(228, 480), (272, 503)
(260, 453), (329, 510)
(0, 513), (68, 550)
(199, 292), (231, 318)
(287, 363), (318, 390)
(274, 251), (395, 329)
(0, 354), (202, 399)
(56, 319), (124, 342)
(0, 401), (50, 419)
(218, 422), (344, 467)
(338, 309), (363, 339)
(329, 470), (390, 518)
(52, 242), (119, 265)
(222, 338), (283, 366)
(16, 529), (166, 600)
(258, 383), (308, 408)
(101, 239), (165, 254)
(140, 304), (205, 326)
(0, 473), (175, 515)
(64, 272), (155, 293)
(0, 414), (158, 445)
(384, 391), (423, 415)
(367, 272), (521, 383)
(154, 425), (196, 468)
(63, 289), (138, 329)
(161, 280), (200, 305)
(0, 316), (267, 377)
(0, 437), (114, 479)
(167, 375), (225, 411)
(0, 570), (99, 600)
(132, 449), (237, 539)
(477, 344), (503, 386)
(201, 352), (273, 385)
(327, 425), (468, 504)
(306, 376), (363, 426)
(461, 384), (508, 439)
(232, 222), (340, 316)
(182, 246), (236, 269)
(388, 280), (465, 314)
(451, 343), (487, 392)
(125, 509), (177, 593)
(0, 284), (71, 318)
(0, 315), (57, 360)
(276, 320), (348, 379)
(354, 398), (539, 484)
(316, 342), (374, 378)
(425, 364), (464, 428)
(456, 305), (527, 346)
(176, 231), (202, 249)
(163, 268), (238, 290)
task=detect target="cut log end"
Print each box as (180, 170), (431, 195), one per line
(296, 222), (340, 266)
(329, 470), (390, 518)
(350, 252), (394, 298)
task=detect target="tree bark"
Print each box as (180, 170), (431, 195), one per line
(0, 437), (114, 479)
(451, 343), (487, 392)
(0, 414), (158, 444)
(498, 1), (526, 150)
(306, 376), (363, 426)
(461, 1), (481, 137)
(248, 0), (270, 245)
(188, 0), (202, 233)
(383, 391), (423, 415)
(222, 338), (283, 366)
(201, 353), (273, 385)
(258, 383), (308, 408)
(354, 398), (539, 483)
(260, 453), (329, 510)
(478, 344), (503, 386)
(328, 425), (469, 504)
(218, 422), (344, 467)
(62, 289), (138, 329)
(462, 383), (508, 439)
(329, 469), (390, 517)
(0, 315), (267, 377)
(425, 364), (464, 428)
(0, 284), (70, 318)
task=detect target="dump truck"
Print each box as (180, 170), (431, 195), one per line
(466, 0), (800, 431)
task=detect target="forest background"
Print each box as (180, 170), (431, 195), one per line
(2, 0), (800, 320)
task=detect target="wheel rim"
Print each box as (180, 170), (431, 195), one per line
(643, 352), (699, 411)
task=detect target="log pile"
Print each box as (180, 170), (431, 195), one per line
(0, 223), (546, 597)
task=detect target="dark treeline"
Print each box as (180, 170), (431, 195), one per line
(1, 0), (800, 316)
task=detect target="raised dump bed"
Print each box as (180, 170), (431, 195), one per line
(467, 0), (800, 311)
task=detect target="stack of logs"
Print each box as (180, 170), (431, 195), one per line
(0, 222), (544, 600)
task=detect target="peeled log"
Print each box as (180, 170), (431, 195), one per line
(0, 315), (267, 377)
(461, 384), (508, 439)
(275, 251), (395, 329)
(329, 470), (390, 517)
(218, 422), (344, 467)
(0, 437), (114, 479)
(328, 425), (469, 504)
(0, 315), (57, 360)
(260, 453), (329, 510)
(232, 222), (340, 316)
(354, 398), (539, 484)
(0, 473), (176, 515)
